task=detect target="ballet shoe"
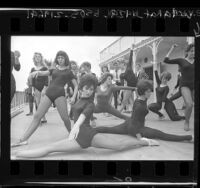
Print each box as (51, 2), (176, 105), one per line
(158, 115), (165, 120)
(140, 137), (160, 146)
(11, 140), (28, 147)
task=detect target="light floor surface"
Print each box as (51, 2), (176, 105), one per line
(10, 105), (195, 160)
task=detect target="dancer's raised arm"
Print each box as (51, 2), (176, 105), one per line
(165, 44), (178, 58)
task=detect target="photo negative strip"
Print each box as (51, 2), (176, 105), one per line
(0, 7), (199, 186)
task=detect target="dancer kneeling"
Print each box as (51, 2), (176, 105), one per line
(95, 80), (193, 142)
(15, 75), (157, 158)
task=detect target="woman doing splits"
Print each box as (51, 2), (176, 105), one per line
(148, 68), (185, 121)
(95, 80), (193, 142)
(163, 44), (194, 131)
(14, 75), (158, 159)
(28, 52), (49, 123)
(11, 51), (78, 147)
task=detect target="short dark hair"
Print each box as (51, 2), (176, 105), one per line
(81, 61), (91, 69)
(101, 65), (109, 72)
(100, 72), (113, 84)
(185, 43), (194, 57)
(160, 71), (171, 81)
(137, 79), (153, 96)
(79, 74), (98, 91)
(54, 51), (70, 67)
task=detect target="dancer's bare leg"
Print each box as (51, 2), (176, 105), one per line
(35, 89), (46, 122)
(54, 96), (71, 132)
(20, 95), (52, 142)
(91, 134), (148, 150)
(181, 87), (193, 131)
(16, 139), (81, 158)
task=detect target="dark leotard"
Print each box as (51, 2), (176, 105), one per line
(11, 52), (21, 100)
(120, 50), (137, 87)
(45, 68), (75, 102)
(94, 85), (135, 120)
(163, 57), (194, 90)
(31, 67), (48, 92)
(148, 71), (184, 121)
(72, 98), (98, 148)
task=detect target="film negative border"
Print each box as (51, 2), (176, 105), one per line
(0, 7), (199, 186)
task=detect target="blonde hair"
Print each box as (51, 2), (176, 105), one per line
(33, 52), (45, 67)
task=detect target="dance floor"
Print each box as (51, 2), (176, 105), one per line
(10, 105), (194, 160)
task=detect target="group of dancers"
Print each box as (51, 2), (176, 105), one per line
(11, 43), (194, 158)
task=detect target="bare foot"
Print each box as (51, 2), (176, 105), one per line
(184, 122), (190, 131)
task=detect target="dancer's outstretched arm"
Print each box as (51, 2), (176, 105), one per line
(112, 86), (136, 92)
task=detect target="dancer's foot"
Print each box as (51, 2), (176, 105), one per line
(41, 119), (47, 124)
(184, 122), (190, 131)
(26, 112), (33, 116)
(11, 140), (28, 147)
(159, 115), (165, 120)
(141, 137), (160, 146)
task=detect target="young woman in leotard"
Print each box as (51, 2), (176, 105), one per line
(91, 72), (136, 125)
(14, 74), (158, 159)
(94, 80), (193, 142)
(163, 43), (194, 131)
(28, 52), (49, 123)
(11, 51), (78, 147)
(148, 67), (185, 121)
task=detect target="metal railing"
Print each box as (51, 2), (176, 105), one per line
(10, 91), (27, 117)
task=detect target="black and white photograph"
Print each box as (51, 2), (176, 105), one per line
(10, 36), (195, 160)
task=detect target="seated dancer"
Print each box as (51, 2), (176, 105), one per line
(163, 43), (194, 131)
(14, 75), (158, 159)
(119, 49), (137, 112)
(11, 51), (78, 147)
(148, 66), (185, 121)
(95, 80), (193, 142)
(91, 72), (136, 125)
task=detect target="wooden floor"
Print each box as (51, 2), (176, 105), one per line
(10, 105), (194, 160)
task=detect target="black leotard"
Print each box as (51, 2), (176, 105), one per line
(11, 52), (21, 100)
(31, 67), (48, 92)
(155, 70), (169, 103)
(72, 97), (97, 148)
(163, 57), (194, 90)
(45, 68), (75, 102)
(120, 50), (137, 87)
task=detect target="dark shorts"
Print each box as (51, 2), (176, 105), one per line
(76, 125), (98, 148)
(46, 86), (65, 103)
(180, 81), (194, 91)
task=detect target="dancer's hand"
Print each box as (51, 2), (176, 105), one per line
(172, 44), (178, 48)
(30, 71), (39, 78)
(69, 97), (75, 105)
(68, 126), (80, 140)
(14, 50), (21, 58)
